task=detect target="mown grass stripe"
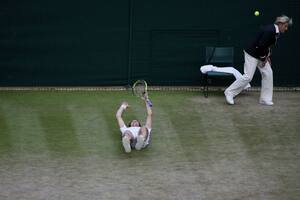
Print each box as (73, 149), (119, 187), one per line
(0, 101), (49, 154)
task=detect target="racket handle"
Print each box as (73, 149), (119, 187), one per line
(146, 99), (153, 107)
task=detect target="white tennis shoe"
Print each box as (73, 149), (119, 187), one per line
(259, 100), (274, 106)
(122, 136), (131, 153)
(135, 135), (145, 150)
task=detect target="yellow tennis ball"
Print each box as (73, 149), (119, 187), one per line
(254, 11), (260, 16)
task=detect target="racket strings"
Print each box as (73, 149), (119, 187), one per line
(133, 83), (146, 97)
(132, 80), (152, 107)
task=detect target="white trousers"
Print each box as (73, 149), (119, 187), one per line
(213, 66), (251, 89)
(200, 65), (251, 89)
(225, 51), (273, 103)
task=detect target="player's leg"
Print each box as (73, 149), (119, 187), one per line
(135, 126), (149, 150)
(122, 131), (134, 153)
(258, 61), (273, 105)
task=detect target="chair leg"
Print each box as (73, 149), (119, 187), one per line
(204, 74), (208, 98)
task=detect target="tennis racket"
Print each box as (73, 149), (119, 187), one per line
(132, 80), (153, 107)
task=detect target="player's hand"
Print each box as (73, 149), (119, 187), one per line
(121, 101), (129, 109)
(142, 92), (149, 101)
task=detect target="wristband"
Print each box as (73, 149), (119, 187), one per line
(121, 104), (127, 109)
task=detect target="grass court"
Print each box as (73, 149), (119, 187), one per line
(0, 90), (299, 200)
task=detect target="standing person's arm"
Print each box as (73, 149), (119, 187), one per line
(116, 102), (128, 128)
(266, 56), (272, 66)
(262, 50), (272, 67)
(257, 30), (274, 62)
(257, 27), (275, 67)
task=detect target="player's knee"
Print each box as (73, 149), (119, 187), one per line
(123, 131), (133, 140)
(139, 126), (149, 137)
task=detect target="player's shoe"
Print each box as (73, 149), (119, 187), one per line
(122, 136), (131, 153)
(135, 135), (145, 150)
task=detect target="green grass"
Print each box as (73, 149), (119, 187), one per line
(0, 90), (299, 200)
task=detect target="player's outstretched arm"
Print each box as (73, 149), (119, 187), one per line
(144, 94), (152, 129)
(116, 101), (128, 128)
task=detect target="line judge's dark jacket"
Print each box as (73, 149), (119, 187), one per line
(245, 24), (277, 61)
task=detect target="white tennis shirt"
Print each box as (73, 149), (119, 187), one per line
(120, 126), (152, 147)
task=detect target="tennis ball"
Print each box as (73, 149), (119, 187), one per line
(254, 11), (260, 16)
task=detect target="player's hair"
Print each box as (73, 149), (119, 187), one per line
(275, 15), (293, 26)
(128, 120), (141, 127)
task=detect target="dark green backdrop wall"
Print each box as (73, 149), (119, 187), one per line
(0, 0), (299, 86)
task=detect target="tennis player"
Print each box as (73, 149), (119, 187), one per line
(115, 94), (152, 153)
(224, 15), (293, 105)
